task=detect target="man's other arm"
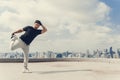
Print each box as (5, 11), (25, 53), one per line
(41, 25), (47, 34)
(12, 29), (24, 35)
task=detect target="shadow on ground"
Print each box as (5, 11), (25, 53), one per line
(32, 69), (93, 74)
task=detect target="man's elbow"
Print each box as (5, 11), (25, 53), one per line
(42, 28), (47, 34)
(44, 28), (47, 33)
(45, 28), (47, 32)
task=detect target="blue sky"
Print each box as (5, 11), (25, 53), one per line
(101, 0), (120, 25)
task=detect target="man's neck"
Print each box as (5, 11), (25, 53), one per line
(33, 26), (38, 29)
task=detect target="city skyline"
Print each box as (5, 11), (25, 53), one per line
(1, 46), (120, 59)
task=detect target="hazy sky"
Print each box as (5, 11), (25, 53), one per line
(0, 0), (120, 53)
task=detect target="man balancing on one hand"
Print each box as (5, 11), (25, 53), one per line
(10, 20), (47, 73)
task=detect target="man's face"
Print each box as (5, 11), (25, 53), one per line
(34, 23), (40, 28)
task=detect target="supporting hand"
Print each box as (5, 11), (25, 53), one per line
(12, 32), (15, 36)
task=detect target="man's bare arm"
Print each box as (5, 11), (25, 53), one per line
(41, 25), (47, 34)
(12, 29), (24, 35)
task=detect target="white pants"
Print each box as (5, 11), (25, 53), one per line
(10, 36), (29, 68)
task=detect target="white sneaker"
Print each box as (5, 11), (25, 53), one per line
(23, 67), (32, 73)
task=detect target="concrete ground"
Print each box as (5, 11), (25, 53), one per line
(0, 59), (120, 80)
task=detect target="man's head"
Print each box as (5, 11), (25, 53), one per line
(34, 20), (42, 29)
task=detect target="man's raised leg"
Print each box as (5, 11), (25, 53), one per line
(10, 35), (20, 51)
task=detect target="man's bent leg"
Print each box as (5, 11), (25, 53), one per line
(10, 35), (20, 50)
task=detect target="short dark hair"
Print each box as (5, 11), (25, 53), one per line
(34, 20), (42, 25)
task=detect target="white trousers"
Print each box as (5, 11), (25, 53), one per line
(10, 36), (29, 68)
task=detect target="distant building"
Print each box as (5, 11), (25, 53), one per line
(109, 47), (115, 58)
(56, 54), (62, 58)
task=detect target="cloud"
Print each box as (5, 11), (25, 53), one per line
(0, 0), (119, 52)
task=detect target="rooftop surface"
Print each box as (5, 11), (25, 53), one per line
(0, 59), (120, 80)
